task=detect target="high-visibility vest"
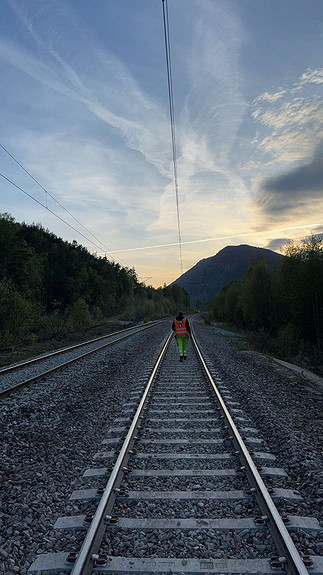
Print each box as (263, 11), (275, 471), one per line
(174, 318), (188, 336)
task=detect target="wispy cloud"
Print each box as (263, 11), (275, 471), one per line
(150, 0), (249, 238)
(299, 68), (323, 86)
(10, 130), (166, 243)
(1, 1), (321, 286)
(2, 1), (172, 180)
(251, 70), (323, 164)
(112, 223), (323, 253)
(0, 0), (189, 262)
(254, 90), (287, 104)
(182, 1), (247, 170)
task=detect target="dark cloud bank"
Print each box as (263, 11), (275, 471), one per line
(266, 238), (289, 251)
(257, 146), (323, 214)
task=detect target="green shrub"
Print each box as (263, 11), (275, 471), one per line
(277, 323), (302, 358)
(247, 328), (277, 354)
(65, 299), (92, 331)
(0, 279), (40, 346)
(35, 310), (67, 340)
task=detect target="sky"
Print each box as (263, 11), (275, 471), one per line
(0, 0), (322, 288)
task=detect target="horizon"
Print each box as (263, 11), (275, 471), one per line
(1, 1), (322, 287)
(2, 210), (294, 287)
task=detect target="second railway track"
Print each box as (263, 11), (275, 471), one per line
(27, 321), (323, 575)
(0, 321), (165, 399)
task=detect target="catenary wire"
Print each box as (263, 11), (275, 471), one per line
(0, 143), (131, 267)
(0, 171), (133, 267)
(0, 143), (108, 249)
(1, 3), (185, 282)
(161, 0), (184, 277)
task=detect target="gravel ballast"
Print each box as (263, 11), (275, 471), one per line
(0, 323), (169, 574)
(1, 317), (322, 574)
(192, 318), (323, 522)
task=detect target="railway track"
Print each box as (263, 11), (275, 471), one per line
(0, 321), (164, 399)
(28, 323), (323, 575)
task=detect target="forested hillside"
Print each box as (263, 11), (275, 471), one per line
(0, 213), (190, 346)
(172, 245), (282, 304)
(210, 235), (323, 362)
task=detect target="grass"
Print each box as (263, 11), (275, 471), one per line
(209, 320), (323, 378)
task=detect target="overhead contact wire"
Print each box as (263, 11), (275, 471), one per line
(0, 172), (111, 254)
(0, 143), (114, 256)
(0, 172), (128, 268)
(162, 0), (183, 276)
(0, 144), (130, 267)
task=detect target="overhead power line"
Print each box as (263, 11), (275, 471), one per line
(161, 0), (184, 277)
(0, 143), (107, 249)
(0, 144), (129, 267)
(0, 171), (116, 256)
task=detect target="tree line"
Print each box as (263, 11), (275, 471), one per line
(0, 213), (190, 347)
(210, 235), (323, 358)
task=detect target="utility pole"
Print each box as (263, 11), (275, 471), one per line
(129, 268), (135, 321)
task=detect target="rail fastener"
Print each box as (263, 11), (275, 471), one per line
(303, 556), (314, 567)
(105, 515), (119, 524)
(244, 487), (256, 496)
(92, 553), (108, 567)
(254, 515), (269, 524)
(271, 556), (287, 568)
(114, 487), (128, 497)
(65, 552), (77, 565)
(122, 465), (133, 472)
(282, 515), (291, 524)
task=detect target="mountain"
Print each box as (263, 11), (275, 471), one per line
(172, 244), (283, 304)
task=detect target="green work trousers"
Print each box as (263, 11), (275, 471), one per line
(176, 335), (188, 357)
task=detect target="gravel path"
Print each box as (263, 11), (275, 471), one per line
(1, 316), (322, 574)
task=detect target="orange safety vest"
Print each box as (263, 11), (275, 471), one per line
(174, 318), (188, 336)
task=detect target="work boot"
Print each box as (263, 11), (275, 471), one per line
(179, 356), (183, 362)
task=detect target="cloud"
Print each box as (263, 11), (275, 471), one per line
(256, 146), (323, 214)
(1, 3), (172, 181)
(253, 97), (323, 163)
(181, 0), (247, 168)
(1, 0), (250, 244)
(253, 69), (323, 111)
(149, 0), (249, 236)
(253, 98), (322, 131)
(266, 238), (289, 252)
(251, 68), (323, 165)
(254, 90), (286, 104)
(299, 68), (323, 86)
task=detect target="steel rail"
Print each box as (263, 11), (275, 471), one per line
(0, 320), (163, 375)
(69, 330), (173, 575)
(191, 329), (309, 575)
(0, 322), (165, 400)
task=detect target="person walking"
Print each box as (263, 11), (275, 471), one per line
(172, 311), (191, 362)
